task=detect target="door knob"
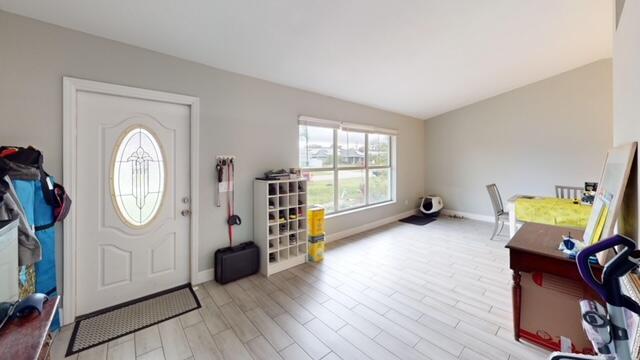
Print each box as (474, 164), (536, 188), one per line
(181, 209), (192, 217)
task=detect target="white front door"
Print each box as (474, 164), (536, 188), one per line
(75, 90), (191, 316)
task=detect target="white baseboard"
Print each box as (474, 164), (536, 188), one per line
(441, 209), (493, 223)
(193, 269), (214, 284)
(192, 209), (418, 282)
(326, 209), (418, 243)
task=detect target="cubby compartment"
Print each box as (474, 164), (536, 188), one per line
(289, 220), (298, 232)
(279, 209), (288, 223)
(278, 221), (288, 235)
(297, 181), (307, 193)
(269, 252), (278, 263)
(278, 183), (289, 194)
(296, 206), (306, 218)
(298, 242), (307, 254)
(289, 194), (298, 209)
(268, 197), (278, 210)
(269, 238), (277, 251)
(279, 235), (288, 248)
(269, 211), (278, 225)
(287, 208), (298, 221)
(279, 195), (288, 209)
(268, 183), (278, 196)
(269, 224), (278, 238)
(290, 246), (299, 257)
(289, 232), (298, 246)
(298, 219), (306, 231)
(279, 248), (289, 261)
(289, 181), (297, 193)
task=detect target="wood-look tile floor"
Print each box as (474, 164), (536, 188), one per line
(51, 218), (551, 360)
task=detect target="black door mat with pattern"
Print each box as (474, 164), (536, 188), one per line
(399, 215), (437, 225)
(66, 283), (200, 356)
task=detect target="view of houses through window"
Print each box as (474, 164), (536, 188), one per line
(299, 124), (393, 214)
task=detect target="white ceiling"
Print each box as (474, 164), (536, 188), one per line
(0, 1), (613, 119)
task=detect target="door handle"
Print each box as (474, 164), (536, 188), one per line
(181, 209), (191, 217)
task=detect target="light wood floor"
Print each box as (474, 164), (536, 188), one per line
(51, 217), (550, 360)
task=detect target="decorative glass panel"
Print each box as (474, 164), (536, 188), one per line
(112, 127), (165, 226)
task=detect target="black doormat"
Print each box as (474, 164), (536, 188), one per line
(66, 284), (200, 356)
(399, 215), (437, 226)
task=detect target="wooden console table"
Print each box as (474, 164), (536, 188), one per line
(506, 223), (602, 351)
(0, 295), (60, 360)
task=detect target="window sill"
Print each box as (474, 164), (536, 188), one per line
(325, 200), (396, 219)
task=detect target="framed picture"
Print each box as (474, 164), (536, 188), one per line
(581, 142), (636, 263)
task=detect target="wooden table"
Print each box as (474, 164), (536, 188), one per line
(506, 223), (602, 351)
(0, 295), (60, 360)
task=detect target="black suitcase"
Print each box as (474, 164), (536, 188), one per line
(214, 241), (260, 284)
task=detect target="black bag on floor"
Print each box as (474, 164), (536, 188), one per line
(214, 241), (260, 284)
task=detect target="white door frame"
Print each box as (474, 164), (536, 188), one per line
(62, 77), (200, 325)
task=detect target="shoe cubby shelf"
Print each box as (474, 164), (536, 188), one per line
(254, 178), (308, 276)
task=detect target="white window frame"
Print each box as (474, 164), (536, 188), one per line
(299, 116), (397, 216)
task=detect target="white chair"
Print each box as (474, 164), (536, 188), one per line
(555, 185), (583, 200)
(486, 184), (509, 240)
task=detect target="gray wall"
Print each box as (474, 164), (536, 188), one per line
(424, 60), (613, 216)
(614, 0), (640, 240)
(0, 11), (425, 275)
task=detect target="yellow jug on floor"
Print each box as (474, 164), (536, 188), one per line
(308, 236), (325, 263)
(308, 207), (325, 237)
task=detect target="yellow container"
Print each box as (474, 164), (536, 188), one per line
(308, 207), (325, 237)
(308, 239), (325, 262)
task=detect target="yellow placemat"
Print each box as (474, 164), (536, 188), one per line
(515, 197), (592, 229)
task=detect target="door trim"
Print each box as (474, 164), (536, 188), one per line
(62, 77), (200, 325)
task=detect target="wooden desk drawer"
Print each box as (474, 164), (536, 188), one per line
(509, 249), (602, 282)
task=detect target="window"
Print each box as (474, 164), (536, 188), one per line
(299, 123), (394, 215)
(112, 126), (165, 227)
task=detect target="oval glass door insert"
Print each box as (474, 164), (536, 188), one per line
(112, 127), (165, 227)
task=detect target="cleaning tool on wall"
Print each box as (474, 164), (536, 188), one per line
(215, 160), (224, 207)
(225, 158), (241, 246)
